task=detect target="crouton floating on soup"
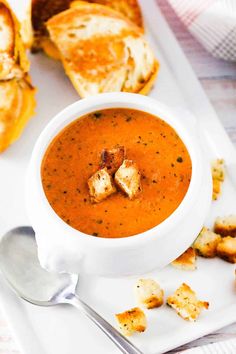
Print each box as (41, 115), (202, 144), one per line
(41, 108), (192, 238)
(101, 146), (125, 174)
(115, 307), (147, 336)
(88, 168), (116, 203)
(167, 283), (209, 321)
(115, 160), (141, 199)
(135, 278), (164, 309)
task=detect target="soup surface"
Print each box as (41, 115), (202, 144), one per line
(41, 108), (192, 238)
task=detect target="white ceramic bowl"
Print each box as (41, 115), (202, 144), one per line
(26, 93), (212, 276)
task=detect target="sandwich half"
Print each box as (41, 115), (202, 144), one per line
(31, 0), (143, 57)
(0, 0), (36, 152)
(46, 1), (158, 97)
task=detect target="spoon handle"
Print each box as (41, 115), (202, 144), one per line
(66, 294), (144, 354)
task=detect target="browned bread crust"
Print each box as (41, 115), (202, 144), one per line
(46, 2), (158, 97)
(171, 247), (197, 270)
(31, 0), (72, 52)
(31, 0), (143, 53)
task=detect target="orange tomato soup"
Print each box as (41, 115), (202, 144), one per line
(41, 108), (192, 238)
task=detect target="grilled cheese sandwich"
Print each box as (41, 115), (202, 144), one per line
(46, 2), (158, 97)
(0, 0), (36, 152)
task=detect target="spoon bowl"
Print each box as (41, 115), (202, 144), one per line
(0, 226), (77, 306)
(0, 226), (143, 354)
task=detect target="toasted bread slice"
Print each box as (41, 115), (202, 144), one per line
(101, 146), (125, 175)
(72, 0), (143, 28)
(0, 77), (36, 152)
(115, 160), (141, 199)
(171, 247), (197, 270)
(0, 2), (14, 56)
(216, 236), (236, 263)
(167, 283), (209, 321)
(88, 167), (116, 203)
(135, 278), (164, 309)
(193, 227), (221, 258)
(31, 0), (143, 55)
(20, 2), (33, 49)
(214, 215), (236, 237)
(0, 1), (36, 152)
(0, 0), (29, 80)
(31, 0), (72, 53)
(115, 307), (146, 336)
(46, 2), (158, 97)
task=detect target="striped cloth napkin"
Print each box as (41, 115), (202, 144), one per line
(167, 0), (236, 61)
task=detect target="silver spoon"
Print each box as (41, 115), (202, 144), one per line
(0, 226), (143, 354)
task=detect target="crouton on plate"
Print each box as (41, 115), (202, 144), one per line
(214, 215), (236, 237)
(46, 1), (158, 97)
(193, 227), (221, 258)
(167, 283), (209, 321)
(211, 159), (225, 200)
(216, 236), (236, 263)
(88, 168), (116, 203)
(135, 279), (164, 309)
(212, 179), (221, 201)
(211, 159), (225, 181)
(171, 247), (197, 270)
(115, 307), (147, 336)
(101, 146), (125, 175)
(115, 159), (141, 199)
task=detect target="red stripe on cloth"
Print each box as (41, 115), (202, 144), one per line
(165, 0), (215, 27)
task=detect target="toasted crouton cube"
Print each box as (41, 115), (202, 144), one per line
(171, 247), (197, 270)
(88, 168), (116, 203)
(135, 279), (164, 309)
(115, 307), (147, 336)
(216, 236), (236, 263)
(211, 159), (225, 181)
(212, 179), (221, 200)
(193, 227), (221, 258)
(167, 283), (209, 321)
(115, 160), (141, 199)
(211, 159), (225, 200)
(214, 215), (236, 237)
(101, 146), (125, 174)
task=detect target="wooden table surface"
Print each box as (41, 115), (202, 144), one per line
(0, 1), (235, 353)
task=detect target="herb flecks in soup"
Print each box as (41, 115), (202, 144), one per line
(41, 108), (192, 238)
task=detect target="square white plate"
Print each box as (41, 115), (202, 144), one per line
(0, 1), (235, 354)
